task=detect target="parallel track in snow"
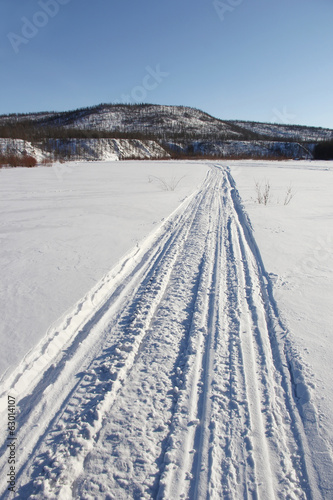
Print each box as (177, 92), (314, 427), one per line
(0, 167), (331, 499)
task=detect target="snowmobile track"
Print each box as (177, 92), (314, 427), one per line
(0, 166), (331, 499)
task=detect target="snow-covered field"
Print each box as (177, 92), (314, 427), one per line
(0, 160), (332, 499)
(0, 161), (208, 381)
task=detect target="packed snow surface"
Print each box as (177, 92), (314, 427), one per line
(0, 160), (332, 499)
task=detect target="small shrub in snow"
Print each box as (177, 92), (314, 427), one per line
(0, 153), (37, 168)
(254, 180), (295, 206)
(255, 180), (271, 205)
(283, 185), (295, 205)
(149, 175), (185, 191)
(21, 155), (37, 167)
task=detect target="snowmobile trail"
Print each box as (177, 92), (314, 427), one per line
(0, 166), (331, 499)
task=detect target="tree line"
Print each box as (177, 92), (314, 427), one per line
(314, 140), (333, 160)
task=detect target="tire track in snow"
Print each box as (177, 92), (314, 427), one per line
(226, 169), (333, 500)
(156, 168), (327, 500)
(156, 171), (300, 500)
(0, 166), (330, 499)
(72, 170), (220, 499)
(0, 171), (214, 499)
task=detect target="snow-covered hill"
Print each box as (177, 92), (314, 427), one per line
(2, 103), (333, 142)
(1, 104), (332, 162)
(168, 139), (316, 159)
(0, 138), (45, 162)
(42, 138), (170, 161)
(229, 119), (333, 142)
(0, 104), (241, 140)
(0, 137), (170, 161)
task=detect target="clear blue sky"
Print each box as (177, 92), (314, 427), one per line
(1, 0), (333, 128)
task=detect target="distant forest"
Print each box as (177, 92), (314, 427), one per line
(314, 140), (333, 160)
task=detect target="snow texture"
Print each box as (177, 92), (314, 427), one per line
(0, 161), (332, 499)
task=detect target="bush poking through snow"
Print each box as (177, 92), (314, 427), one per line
(255, 180), (271, 205)
(0, 153), (37, 168)
(284, 185), (295, 205)
(149, 175), (185, 191)
(254, 180), (295, 206)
